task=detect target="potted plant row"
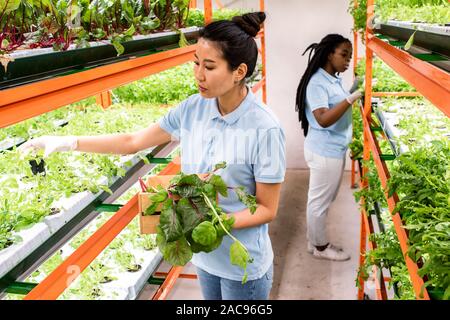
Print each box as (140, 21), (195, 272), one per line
(0, 0), (199, 89)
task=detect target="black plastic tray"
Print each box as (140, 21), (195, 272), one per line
(375, 23), (450, 58)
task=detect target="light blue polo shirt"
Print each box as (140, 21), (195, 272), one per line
(305, 68), (352, 159)
(158, 87), (286, 281)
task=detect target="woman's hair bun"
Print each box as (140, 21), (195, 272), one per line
(232, 12), (266, 37)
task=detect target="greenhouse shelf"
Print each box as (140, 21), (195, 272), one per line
(375, 21), (450, 59)
(354, 146), (388, 300)
(0, 142), (176, 293)
(359, 96), (429, 300)
(43, 150), (153, 234)
(101, 249), (162, 300)
(32, 213), (163, 300)
(0, 118), (71, 152)
(374, 100), (450, 156)
(365, 34), (450, 117)
(0, 223), (51, 281)
(0, 44), (198, 129)
(1, 27), (200, 90)
(0, 146), (156, 279)
(355, 0), (450, 300)
(23, 160), (181, 300)
(355, 158), (408, 301)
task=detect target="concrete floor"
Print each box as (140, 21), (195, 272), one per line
(138, 169), (362, 300)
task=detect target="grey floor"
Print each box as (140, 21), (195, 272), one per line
(138, 169), (362, 300)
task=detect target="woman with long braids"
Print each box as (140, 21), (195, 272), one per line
(295, 34), (362, 261)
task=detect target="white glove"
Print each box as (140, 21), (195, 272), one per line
(18, 136), (78, 157)
(346, 90), (363, 104)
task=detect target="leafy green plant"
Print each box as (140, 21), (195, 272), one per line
(112, 62), (197, 105)
(0, 103), (168, 246)
(114, 250), (142, 272)
(353, 94), (450, 299)
(0, 200), (21, 250)
(0, 0), (195, 57)
(349, 104), (363, 160)
(185, 8), (248, 27)
(146, 162), (257, 283)
(387, 140), (449, 298)
(404, 31), (416, 51)
(353, 159), (387, 213)
(356, 208), (415, 299)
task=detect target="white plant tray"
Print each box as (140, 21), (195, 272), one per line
(105, 248), (162, 300)
(43, 150), (150, 234)
(386, 20), (450, 36)
(0, 137), (25, 151)
(43, 177), (108, 234)
(0, 222), (51, 278)
(0, 150), (154, 279)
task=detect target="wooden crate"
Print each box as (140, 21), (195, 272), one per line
(138, 174), (209, 234)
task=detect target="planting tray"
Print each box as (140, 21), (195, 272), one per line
(44, 151), (148, 234)
(0, 150), (153, 281)
(0, 137), (25, 152)
(0, 222), (51, 279)
(54, 217), (161, 300)
(102, 247), (162, 300)
(375, 22), (450, 58)
(0, 27), (200, 90)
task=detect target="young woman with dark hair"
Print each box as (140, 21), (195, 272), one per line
(295, 34), (362, 261)
(20, 12), (286, 300)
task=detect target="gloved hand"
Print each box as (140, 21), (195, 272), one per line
(346, 90), (363, 104)
(18, 136), (78, 157)
(349, 76), (362, 93)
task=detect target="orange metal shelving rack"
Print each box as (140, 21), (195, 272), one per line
(0, 0), (268, 300)
(355, 0), (450, 300)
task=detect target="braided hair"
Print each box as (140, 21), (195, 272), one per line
(295, 34), (351, 137)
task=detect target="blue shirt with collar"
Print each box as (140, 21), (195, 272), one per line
(158, 87), (286, 281)
(305, 67), (352, 159)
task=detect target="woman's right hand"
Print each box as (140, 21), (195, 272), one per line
(346, 90), (363, 105)
(18, 136), (78, 157)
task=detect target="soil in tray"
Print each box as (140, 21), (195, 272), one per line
(100, 275), (117, 284)
(49, 208), (61, 216)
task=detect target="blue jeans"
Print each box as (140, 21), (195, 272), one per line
(196, 264), (273, 300)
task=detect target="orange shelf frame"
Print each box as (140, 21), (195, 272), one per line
(360, 103), (430, 300)
(355, 0), (450, 300)
(24, 159), (182, 300)
(366, 34), (450, 117)
(356, 154), (388, 300)
(361, 207), (388, 300)
(0, 45), (197, 129)
(204, 0), (213, 24)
